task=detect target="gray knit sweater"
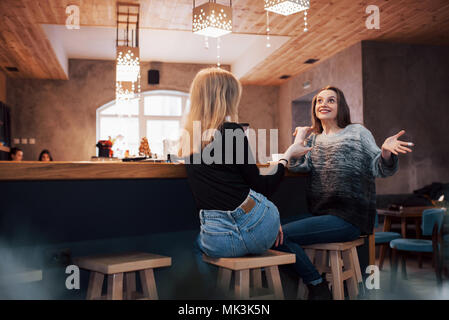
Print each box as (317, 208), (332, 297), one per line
(289, 124), (398, 234)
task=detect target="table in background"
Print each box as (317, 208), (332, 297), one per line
(377, 206), (435, 238)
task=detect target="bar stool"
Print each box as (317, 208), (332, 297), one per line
(74, 251), (171, 300)
(297, 238), (364, 300)
(203, 249), (295, 299)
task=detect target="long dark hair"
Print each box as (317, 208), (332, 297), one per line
(38, 149), (53, 161)
(311, 85), (352, 134)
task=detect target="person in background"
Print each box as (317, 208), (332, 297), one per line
(9, 147), (23, 161)
(38, 149), (53, 161)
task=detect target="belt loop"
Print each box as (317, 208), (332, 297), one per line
(227, 210), (236, 224)
(199, 209), (204, 224)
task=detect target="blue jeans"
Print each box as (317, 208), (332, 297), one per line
(277, 213), (361, 284)
(193, 189), (280, 283)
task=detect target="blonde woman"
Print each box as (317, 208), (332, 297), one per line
(179, 68), (311, 293)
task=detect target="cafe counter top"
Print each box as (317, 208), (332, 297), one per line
(0, 161), (306, 181)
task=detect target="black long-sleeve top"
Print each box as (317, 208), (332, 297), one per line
(184, 122), (285, 211)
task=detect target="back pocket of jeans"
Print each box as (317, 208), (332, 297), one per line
(200, 227), (236, 258)
(245, 204), (268, 233)
(244, 205), (279, 253)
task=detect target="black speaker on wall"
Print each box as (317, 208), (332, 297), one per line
(148, 70), (160, 85)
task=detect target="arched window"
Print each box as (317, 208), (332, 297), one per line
(96, 90), (190, 158)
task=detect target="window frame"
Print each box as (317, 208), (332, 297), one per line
(96, 90), (189, 156)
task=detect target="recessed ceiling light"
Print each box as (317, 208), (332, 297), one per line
(5, 66), (19, 72)
(304, 58), (319, 64)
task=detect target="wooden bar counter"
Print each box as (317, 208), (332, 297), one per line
(0, 161), (309, 246)
(0, 161), (306, 181)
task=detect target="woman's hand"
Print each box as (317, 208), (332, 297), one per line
(278, 127), (313, 166)
(274, 225), (283, 247)
(293, 126), (313, 144)
(284, 142), (312, 161)
(381, 130), (414, 160)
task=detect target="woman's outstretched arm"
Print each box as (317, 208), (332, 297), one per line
(360, 127), (413, 178)
(288, 126), (314, 173)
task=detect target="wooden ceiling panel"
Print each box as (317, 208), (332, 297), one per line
(0, 0), (68, 79)
(241, 0), (449, 84)
(0, 0), (448, 82)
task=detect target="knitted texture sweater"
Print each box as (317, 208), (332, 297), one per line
(289, 124), (398, 234)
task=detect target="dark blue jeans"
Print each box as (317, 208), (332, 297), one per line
(276, 213), (361, 284)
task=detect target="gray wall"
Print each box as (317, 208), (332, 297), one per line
(277, 42), (364, 151)
(362, 41), (449, 194)
(292, 100), (312, 129)
(7, 60), (278, 161)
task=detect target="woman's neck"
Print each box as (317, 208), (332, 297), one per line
(321, 119), (341, 135)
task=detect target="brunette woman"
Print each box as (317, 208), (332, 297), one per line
(279, 85), (414, 299)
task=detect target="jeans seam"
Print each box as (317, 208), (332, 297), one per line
(230, 233), (237, 256)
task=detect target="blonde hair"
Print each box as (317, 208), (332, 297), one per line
(179, 68), (242, 157)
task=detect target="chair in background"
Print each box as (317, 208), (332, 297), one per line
(439, 214), (449, 282)
(390, 208), (446, 288)
(374, 212), (401, 270)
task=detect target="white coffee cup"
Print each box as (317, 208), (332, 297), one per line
(271, 153), (283, 162)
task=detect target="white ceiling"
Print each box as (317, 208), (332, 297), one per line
(42, 25), (290, 79)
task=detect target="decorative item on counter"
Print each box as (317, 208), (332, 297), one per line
(139, 137), (152, 157)
(111, 134), (126, 159)
(96, 137), (114, 158)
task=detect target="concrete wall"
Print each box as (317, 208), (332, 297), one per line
(362, 41), (449, 194)
(277, 42), (364, 151)
(239, 85), (279, 157)
(0, 71), (6, 103)
(292, 100), (312, 130)
(7, 60), (278, 161)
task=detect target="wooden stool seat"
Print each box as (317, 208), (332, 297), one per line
(203, 250), (295, 300)
(298, 239), (364, 300)
(302, 238), (364, 251)
(74, 251), (171, 300)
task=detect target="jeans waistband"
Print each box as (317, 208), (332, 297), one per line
(199, 189), (265, 223)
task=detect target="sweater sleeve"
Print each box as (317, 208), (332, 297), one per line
(288, 135), (314, 173)
(359, 125), (399, 178)
(226, 123), (285, 196)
